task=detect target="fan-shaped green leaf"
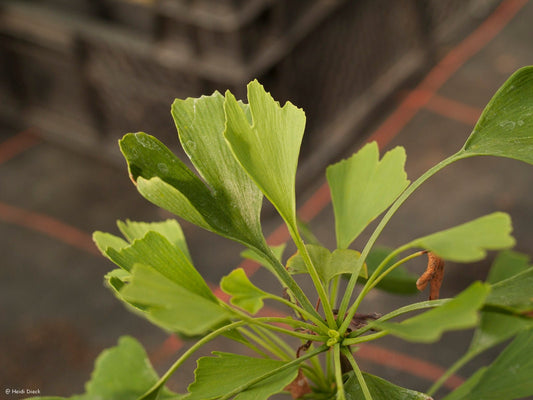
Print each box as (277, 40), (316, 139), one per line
(344, 371), (432, 399)
(186, 352), (298, 400)
(327, 142), (409, 249)
(444, 329), (533, 400)
(374, 282), (490, 342)
(287, 244), (365, 285)
(119, 130), (265, 251)
(462, 66), (533, 165)
(220, 268), (268, 315)
(94, 227), (213, 301)
(407, 212), (515, 262)
(223, 80), (306, 228)
(121, 264), (230, 336)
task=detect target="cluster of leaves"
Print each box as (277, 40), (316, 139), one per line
(30, 66), (533, 400)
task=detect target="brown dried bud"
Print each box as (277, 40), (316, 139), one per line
(416, 252), (445, 300)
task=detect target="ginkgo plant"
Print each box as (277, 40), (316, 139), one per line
(30, 66), (533, 400)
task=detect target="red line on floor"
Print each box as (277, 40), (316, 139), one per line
(357, 343), (464, 390)
(0, 201), (98, 255)
(0, 128), (42, 165)
(424, 93), (483, 126)
(371, 0), (527, 147)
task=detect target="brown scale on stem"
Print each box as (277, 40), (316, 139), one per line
(417, 252), (445, 300)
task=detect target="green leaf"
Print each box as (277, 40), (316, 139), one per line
(327, 142), (409, 249)
(240, 243), (286, 275)
(171, 92), (266, 249)
(119, 131), (266, 251)
(407, 212), (515, 262)
(94, 227), (214, 301)
(374, 282), (490, 342)
(441, 368), (487, 400)
(121, 264), (230, 336)
(286, 244), (365, 285)
(486, 249), (531, 284)
(445, 329), (533, 400)
(469, 251), (533, 353)
(26, 337), (178, 400)
(117, 219), (191, 261)
(485, 266), (533, 313)
(220, 268), (268, 314)
(360, 246), (419, 294)
(223, 80), (306, 228)
(185, 352), (298, 400)
(462, 66), (533, 165)
(344, 371), (432, 400)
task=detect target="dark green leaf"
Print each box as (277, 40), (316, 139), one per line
(119, 131), (266, 251)
(462, 66), (533, 165)
(485, 266), (533, 313)
(327, 142), (409, 249)
(408, 212), (515, 262)
(486, 250), (530, 284)
(344, 371), (432, 399)
(186, 352), (298, 400)
(445, 329), (533, 400)
(224, 80), (306, 228)
(375, 282), (490, 342)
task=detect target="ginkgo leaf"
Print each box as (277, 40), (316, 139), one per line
(117, 219), (191, 261)
(469, 251), (533, 353)
(407, 212), (515, 262)
(462, 66), (533, 165)
(220, 268), (268, 315)
(327, 142), (409, 249)
(443, 329), (533, 400)
(27, 337), (179, 400)
(223, 80), (306, 228)
(121, 264), (230, 336)
(186, 352), (298, 400)
(171, 92), (266, 249)
(374, 282), (490, 342)
(286, 244), (366, 285)
(119, 125), (266, 252)
(94, 227), (214, 301)
(344, 371), (432, 399)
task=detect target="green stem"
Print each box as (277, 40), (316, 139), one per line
(290, 225), (337, 328)
(333, 344), (346, 400)
(368, 250), (426, 292)
(338, 151), (469, 335)
(138, 320), (246, 400)
(218, 345), (328, 400)
(347, 299), (449, 338)
(241, 327), (289, 360)
(236, 327), (271, 358)
(267, 293), (330, 333)
(261, 244), (322, 321)
(256, 325), (296, 359)
(343, 331), (388, 345)
(341, 348), (373, 400)
(427, 349), (479, 396)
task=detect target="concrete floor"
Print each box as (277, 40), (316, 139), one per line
(1, 1), (533, 399)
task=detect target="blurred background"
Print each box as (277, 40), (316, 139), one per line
(1, 0), (533, 398)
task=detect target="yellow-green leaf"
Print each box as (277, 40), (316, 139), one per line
(327, 142), (409, 249)
(223, 80), (306, 228)
(220, 268), (268, 315)
(407, 212), (515, 262)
